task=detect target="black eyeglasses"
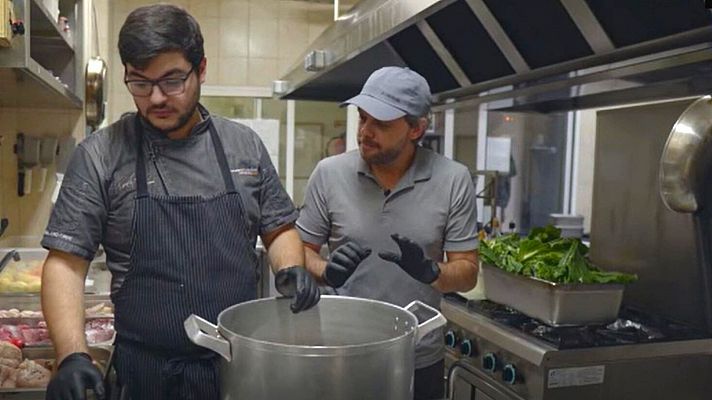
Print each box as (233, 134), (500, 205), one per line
(124, 66), (194, 97)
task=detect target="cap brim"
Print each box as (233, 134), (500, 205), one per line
(340, 94), (406, 121)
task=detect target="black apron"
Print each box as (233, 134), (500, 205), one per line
(111, 116), (258, 400)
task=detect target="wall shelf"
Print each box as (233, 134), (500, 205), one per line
(0, 58), (82, 108)
(0, 0), (84, 109)
(29, 0), (74, 53)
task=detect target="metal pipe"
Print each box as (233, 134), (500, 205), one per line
(443, 100), (455, 159)
(0, 249), (20, 274)
(346, 105), (358, 151)
(570, 110), (582, 216)
(476, 103), (488, 225)
(254, 98), (262, 119)
(286, 100), (295, 199)
(563, 111), (575, 214)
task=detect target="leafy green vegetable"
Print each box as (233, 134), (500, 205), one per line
(480, 226), (637, 284)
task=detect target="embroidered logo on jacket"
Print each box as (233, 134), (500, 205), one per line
(232, 168), (259, 176)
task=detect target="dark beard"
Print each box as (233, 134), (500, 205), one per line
(143, 87), (201, 135)
(361, 146), (400, 165)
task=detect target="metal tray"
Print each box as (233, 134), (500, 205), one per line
(0, 294), (115, 350)
(0, 293), (112, 310)
(481, 262), (625, 326)
(0, 346), (112, 398)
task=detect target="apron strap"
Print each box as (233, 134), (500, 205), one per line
(133, 115), (237, 196)
(134, 116), (149, 198)
(208, 123), (237, 193)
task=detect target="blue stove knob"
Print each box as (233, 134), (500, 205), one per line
(445, 330), (458, 348)
(502, 364), (518, 385)
(482, 353), (498, 372)
(459, 339), (474, 357)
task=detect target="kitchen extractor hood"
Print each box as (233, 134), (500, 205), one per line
(278, 0), (712, 111)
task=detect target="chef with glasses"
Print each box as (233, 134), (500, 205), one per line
(41, 5), (319, 400)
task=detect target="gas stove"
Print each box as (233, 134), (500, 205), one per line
(466, 298), (706, 350)
(441, 294), (712, 400)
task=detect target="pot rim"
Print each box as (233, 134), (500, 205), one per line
(216, 295), (419, 355)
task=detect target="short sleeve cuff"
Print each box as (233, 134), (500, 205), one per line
(295, 222), (327, 246)
(260, 209), (299, 236)
(41, 234), (96, 261)
(443, 237), (479, 252)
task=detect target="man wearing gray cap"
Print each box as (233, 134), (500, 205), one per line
(297, 66), (479, 399)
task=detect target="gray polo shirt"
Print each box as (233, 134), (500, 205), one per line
(296, 147), (478, 369)
(42, 105), (298, 295)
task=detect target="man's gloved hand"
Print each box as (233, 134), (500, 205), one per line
(378, 234), (441, 284)
(45, 352), (105, 400)
(322, 242), (371, 288)
(275, 266), (321, 313)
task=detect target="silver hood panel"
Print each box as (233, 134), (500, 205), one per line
(279, 0), (712, 110)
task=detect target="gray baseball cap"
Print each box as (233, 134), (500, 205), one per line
(341, 67), (432, 121)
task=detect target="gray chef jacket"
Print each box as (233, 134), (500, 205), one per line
(42, 105), (298, 295)
(296, 147), (478, 369)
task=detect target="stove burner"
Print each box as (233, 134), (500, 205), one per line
(463, 299), (708, 349)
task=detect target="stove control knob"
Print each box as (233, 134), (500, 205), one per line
(502, 364), (518, 385)
(482, 353), (498, 372)
(445, 330), (458, 348)
(459, 339), (475, 357)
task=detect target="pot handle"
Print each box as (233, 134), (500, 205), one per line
(405, 301), (447, 343)
(184, 314), (232, 361)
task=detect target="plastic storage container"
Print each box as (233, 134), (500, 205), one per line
(548, 214), (584, 238)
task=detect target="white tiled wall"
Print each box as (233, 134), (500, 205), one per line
(102, 0), (352, 122)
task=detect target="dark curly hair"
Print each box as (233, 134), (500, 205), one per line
(118, 4), (204, 70)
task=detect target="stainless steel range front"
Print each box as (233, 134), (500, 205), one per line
(442, 294), (712, 400)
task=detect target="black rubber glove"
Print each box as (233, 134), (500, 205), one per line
(322, 242), (371, 288)
(378, 234), (441, 284)
(275, 266), (321, 313)
(45, 352), (105, 400)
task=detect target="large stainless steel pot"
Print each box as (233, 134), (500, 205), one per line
(184, 295), (446, 400)
(659, 95), (712, 332)
(659, 95), (712, 213)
